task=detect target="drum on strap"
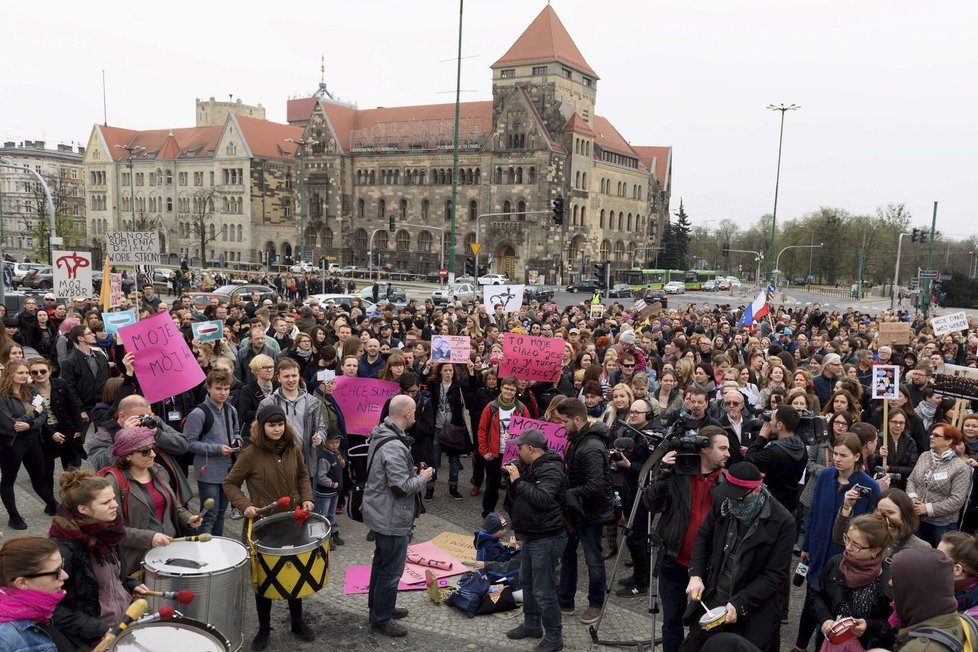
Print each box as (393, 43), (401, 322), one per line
(248, 511), (331, 600)
(108, 617), (230, 651)
(142, 537), (248, 651)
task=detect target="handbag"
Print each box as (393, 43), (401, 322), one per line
(348, 437), (395, 523)
(446, 571), (490, 618)
(437, 423), (468, 451)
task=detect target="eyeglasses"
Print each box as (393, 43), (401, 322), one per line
(842, 533), (869, 552)
(260, 366), (275, 371)
(889, 420), (907, 426)
(136, 446), (157, 457)
(21, 562), (64, 580)
(723, 402), (743, 407)
(30, 369), (49, 376)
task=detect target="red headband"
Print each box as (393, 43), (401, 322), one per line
(725, 474), (764, 490)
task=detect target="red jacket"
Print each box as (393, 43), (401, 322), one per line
(477, 400), (530, 458)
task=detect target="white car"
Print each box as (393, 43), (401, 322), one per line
(432, 282), (477, 304)
(290, 262), (315, 273)
(663, 281), (686, 294)
(304, 294), (378, 313)
(478, 273), (509, 286)
(730, 279), (743, 288)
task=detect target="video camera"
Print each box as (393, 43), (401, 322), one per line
(666, 411), (710, 475)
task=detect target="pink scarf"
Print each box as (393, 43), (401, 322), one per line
(0, 586), (66, 624)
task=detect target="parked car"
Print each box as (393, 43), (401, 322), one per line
(478, 273), (509, 286)
(730, 279), (743, 288)
(426, 270), (444, 284)
(608, 283), (633, 298)
(7, 262), (47, 288)
(352, 267), (372, 278)
(641, 288), (668, 309)
(566, 279), (603, 294)
(357, 283), (407, 303)
(664, 281), (686, 294)
(432, 282), (477, 305)
(337, 265), (356, 277)
(304, 294), (378, 313)
(525, 285), (556, 302)
(702, 280), (717, 292)
(205, 284), (276, 305)
(20, 267), (53, 290)
(717, 279), (732, 291)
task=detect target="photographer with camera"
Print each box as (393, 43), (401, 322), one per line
(612, 398), (655, 598)
(643, 425), (730, 652)
(745, 405), (807, 515)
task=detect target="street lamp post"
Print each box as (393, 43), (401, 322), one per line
(891, 232), (909, 311)
(774, 243), (823, 281)
(113, 144), (145, 229)
(0, 156), (57, 269)
(766, 103), (800, 280)
(284, 138), (318, 264)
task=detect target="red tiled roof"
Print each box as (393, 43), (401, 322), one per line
(99, 125), (222, 161)
(157, 132), (181, 160)
(287, 98), (319, 125)
(235, 115), (303, 160)
(563, 112), (594, 136)
(592, 115), (638, 159)
(492, 5), (597, 78)
(633, 146), (672, 190)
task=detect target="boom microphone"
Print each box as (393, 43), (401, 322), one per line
(143, 589), (195, 604)
(92, 599), (148, 652)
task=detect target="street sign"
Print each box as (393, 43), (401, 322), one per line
(439, 268), (447, 280)
(919, 270), (938, 280)
(470, 243), (481, 256)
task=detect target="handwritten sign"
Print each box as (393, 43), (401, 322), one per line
(431, 531), (478, 565)
(117, 310), (204, 403)
(106, 231), (160, 264)
(103, 310), (137, 335)
(932, 311), (969, 337)
(192, 320), (224, 342)
(399, 540), (466, 585)
(877, 321), (911, 346)
(501, 415), (568, 463)
(871, 365), (900, 400)
(498, 333), (564, 383)
(109, 273), (124, 307)
(52, 250), (92, 299)
(431, 335), (471, 363)
(332, 376), (400, 435)
(483, 284), (524, 313)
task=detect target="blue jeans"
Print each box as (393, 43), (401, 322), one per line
(314, 490), (338, 527)
(368, 532), (409, 625)
(521, 533), (567, 646)
(558, 522), (606, 609)
(659, 556), (690, 652)
(197, 481), (228, 537)
(918, 520), (955, 548)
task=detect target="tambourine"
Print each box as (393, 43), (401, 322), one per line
(698, 605), (728, 631)
(827, 617), (857, 644)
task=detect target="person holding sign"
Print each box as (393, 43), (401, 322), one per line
(477, 376), (531, 519)
(427, 362), (471, 501)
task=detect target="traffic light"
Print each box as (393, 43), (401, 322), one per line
(911, 228), (919, 243)
(389, 214), (396, 232)
(722, 242), (730, 257)
(593, 262), (603, 282)
(465, 256), (475, 276)
(552, 196), (564, 226)
(478, 265), (489, 276)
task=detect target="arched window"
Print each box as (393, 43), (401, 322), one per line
(581, 173), (586, 189)
(575, 171), (580, 188)
(572, 205), (579, 226)
(444, 200), (452, 221)
(354, 228), (368, 251)
(166, 197), (173, 212)
(503, 200), (511, 216)
(527, 167), (536, 184)
(581, 206), (586, 227)
(517, 200), (526, 220)
(600, 239), (611, 260)
(221, 224), (228, 241)
(507, 168), (515, 184)
(618, 212), (624, 230)
(419, 231), (433, 253)
(474, 168), (481, 185)
(421, 199), (429, 219)
(208, 224), (215, 240)
(516, 167), (523, 184)
(399, 198), (407, 220)
(469, 200), (477, 222)
(325, 227), (333, 248)
(494, 167), (502, 184)
(374, 231), (388, 253)
(237, 225), (243, 242)
(599, 209), (605, 229)
(378, 199), (386, 220)
(627, 214), (633, 231)
(395, 230), (410, 252)
(613, 241), (625, 262)
(357, 198), (364, 219)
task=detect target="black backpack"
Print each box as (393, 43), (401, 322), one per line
(348, 437), (395, 523)
(908, 613), (978, 652)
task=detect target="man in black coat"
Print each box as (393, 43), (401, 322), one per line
(553, 399), (614, 625)
(58, 324), (109, 430)
(684, 462), (794, 652)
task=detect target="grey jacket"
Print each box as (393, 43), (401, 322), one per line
(182, 396), (240, 484)
(259, 389), (327, 481)
(362, 418), (426, 536)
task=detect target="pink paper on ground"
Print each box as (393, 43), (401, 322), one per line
(342, 565), (450, 595)
(399, 541), (467, 585)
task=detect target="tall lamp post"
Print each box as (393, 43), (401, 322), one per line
(113, 144), (145, 229)
(284, 138), (318, 264)
(766, 103), (800, 280)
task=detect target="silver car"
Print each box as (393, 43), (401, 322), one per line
(432, 282), (477, 304)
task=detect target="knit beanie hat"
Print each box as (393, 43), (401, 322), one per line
(257, 404), (286, 430)
(483, 512), (507, 534)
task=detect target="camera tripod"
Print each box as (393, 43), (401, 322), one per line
(588, 422), (672, 650)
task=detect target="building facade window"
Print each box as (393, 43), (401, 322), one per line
(532, 66), (547, 75)
(501, 69), (515, 78)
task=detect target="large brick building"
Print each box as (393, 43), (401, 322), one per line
(288, 5), (671, 281)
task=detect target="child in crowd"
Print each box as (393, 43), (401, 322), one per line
(473, 512), (520, 584)
(315, 432), (345, 547)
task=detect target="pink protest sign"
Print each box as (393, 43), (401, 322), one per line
(342, 565), (450, 595)
(332, 376), (400, 435)
(431, 335), (471, 363)
(501, 415), (568, 463)
(399, 540), (467, 585)
(498, 333), (564, 383)
(117, 310), (205, 404)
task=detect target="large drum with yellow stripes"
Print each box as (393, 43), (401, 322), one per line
(249, 512), (330, 600)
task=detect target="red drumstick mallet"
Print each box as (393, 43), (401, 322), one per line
(136, 605), (176, 624)
(255, 496), (292, 516)
(143, 589), (195, 604)
(293, 507), (311, 526)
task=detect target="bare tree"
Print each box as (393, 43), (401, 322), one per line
(10, 173), (84, 262)
(188, 188), (219, 264)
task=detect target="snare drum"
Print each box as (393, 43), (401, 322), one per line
(108, 617), (231, 651)
(249, 511), (331, 600)
(142, 537), (248, 651)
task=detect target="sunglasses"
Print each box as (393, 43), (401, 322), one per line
(136, 446), (157, 457)
(30, 369), (49, 376)
(622, 364), (635, 368)
(22, 562), (64, 579)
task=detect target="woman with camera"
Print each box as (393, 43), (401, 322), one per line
(833, 487), (930, 555)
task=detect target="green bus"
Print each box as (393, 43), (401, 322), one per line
(618, 268), (716, 290)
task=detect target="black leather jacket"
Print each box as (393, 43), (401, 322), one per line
(565, 420), (614, 524)
(505, 450), (567, 539)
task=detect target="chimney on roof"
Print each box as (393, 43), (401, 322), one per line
(34, 141), (45, 149)
(3, 141), (13, 148)
(77, 146), (85, 154)
(58, 144), (72, 152)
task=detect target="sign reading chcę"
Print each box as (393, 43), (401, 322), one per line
(430, 335), (471, 363)
(52, 250), (92, 299)
(106, 231), (161, 264)
(331, 376), (400, 435)
(931, 311), (969, 337)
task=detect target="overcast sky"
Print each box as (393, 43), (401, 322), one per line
(2, 0), (974, 236)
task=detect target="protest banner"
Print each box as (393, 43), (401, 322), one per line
(501, 415), (568, 463)
(931, 311), (969, 337)
(52, 250), (92, 299)
(191, 320), (224, 342)
(498, 333), (564, 383)
(431, 531), (478, 565)
(483, 284), (524, 313)
(109, 273), (124, 307)
(430, 335), (471, 363)
(332, 376), (399, 434)
(117, 310), (204, 403)
(633, 299), (646, 312)
(877, 321), (911, 346)
(106, 231), (160, 264)
(871, 365), (900, 400)
(933, 363), (978, 401)
(103, 310), (137, 335)
(590, 303), (606, 318)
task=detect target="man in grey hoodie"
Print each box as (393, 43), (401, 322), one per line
(258, 358), (327, 482)
(363, 395), (434, 637)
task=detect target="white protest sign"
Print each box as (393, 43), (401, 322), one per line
(483, 284), (524, 313)
(931, 311), (969, 337)
(52, 250), (92, 299)
(106, 231), (160, 264)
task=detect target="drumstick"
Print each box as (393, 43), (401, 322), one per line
(255, 496), (292, 515)
(142, 589), (195, 604)
(196, 497), (216, 520)
(136, 605), (175, 625)
(92, 599), (148, 652)
(170, 534), (214, 543)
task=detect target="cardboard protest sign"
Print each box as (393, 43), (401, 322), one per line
(431, 531), (478, 565)
(106, 231), (160, 264)
(109, 273), (124, 307)
(431, 335), (471, 363)
(191, 320), (224, 342)
(931, 311), (969, 337)
(343, 566), (449, 595)
(332, 376), (399, 434)
(103, 310), (137, 335)
(877, 321), (911, 346)
(633, 299), (646, 312)
(52, 250), (92, 299)
(117, 310), (204, 404)
(483, 284), (524, 313)
(399, 540), (467, 585)
(498, 333), (564, 383)
(501, 415), (568, 463)
(933, 363), (978, 401)
(871, 365), (900, 400)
